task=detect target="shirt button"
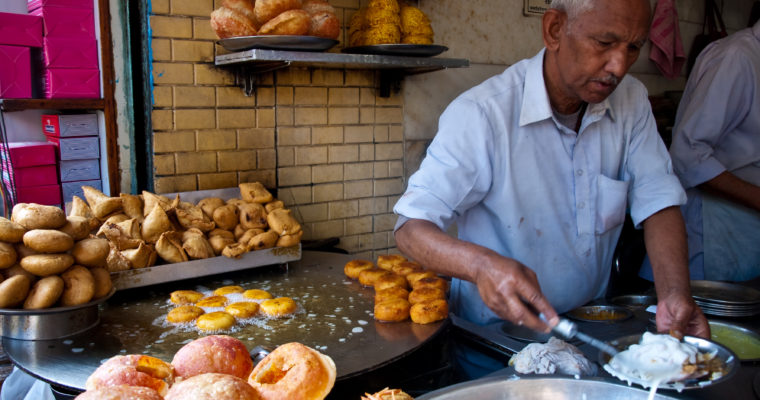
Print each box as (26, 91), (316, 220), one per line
(576, 169), (584, 176)
(578, 202), (585, 209)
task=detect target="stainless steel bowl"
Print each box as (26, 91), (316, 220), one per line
(598, 333), (739, 390)
(709, 320), (760, 362)
(417, 376), (678, 399)
(0, 289), (114, 340)
(611, 295), (657, 309)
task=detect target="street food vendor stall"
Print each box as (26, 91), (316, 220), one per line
(1, 0), (760, 399)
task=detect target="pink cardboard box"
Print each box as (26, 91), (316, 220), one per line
(29, 6), (95, 39)
(6, 164), (58, 187)
(0, 12), (42, 47)
(43, 68), (100, 98)
(0, 141), (57, 167)
(0, 45), (32, 99)
(15, 184), (62, 205)
(42, 37), (98, 69)
(28, 0), (93, 11)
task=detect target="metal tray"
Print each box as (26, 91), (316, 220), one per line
(417, 376), (678, 399)
(110, 245), (301, 290)
(599, 334), (738, 391)
(691, 280), (760, 305)
(610, 295), (657, 309)
(342, 44), (448, 57)
(0, 288), (115, 340)
(218, 35), (338, 52)
(709, 320), (760, 361)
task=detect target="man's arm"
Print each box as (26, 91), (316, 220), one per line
(700, 171), (760, 212)
(643, 206), (709, 338)
(395, 218), (558, 332)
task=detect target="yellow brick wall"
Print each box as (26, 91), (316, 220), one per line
(150, 0), (403, 258)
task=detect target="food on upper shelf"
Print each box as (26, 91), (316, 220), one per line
(165, 285), (297, 332)
(348, 0), (434, 47)
(0, 182), (301, 310)
(210, 0), (340, 40)
(75, 336), (336, 400)
(508, 336), (598, 376)
(344, 255), (449, 324)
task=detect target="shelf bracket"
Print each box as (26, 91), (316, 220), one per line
(378, 70), (404, 98)
(233, 61), (292, 96)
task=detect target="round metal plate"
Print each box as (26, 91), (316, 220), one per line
(599, 334), (739, 391)
(342, 44), (448, 57)
(218, 35), (339, 52)
(691, 280), (760, 305)
(709, 320), (760, 361)
(610, 295), (657, 309)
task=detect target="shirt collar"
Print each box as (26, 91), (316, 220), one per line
(519, 48), (615, 127)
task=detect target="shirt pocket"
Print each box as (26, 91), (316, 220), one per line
(595, 175), (629, 235)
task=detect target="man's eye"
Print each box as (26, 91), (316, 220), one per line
(596, 40), (612, 47)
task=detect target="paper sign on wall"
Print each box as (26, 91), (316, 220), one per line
(524, 0), (552, 16)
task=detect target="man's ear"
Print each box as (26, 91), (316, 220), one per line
(542, 9), (565, 51)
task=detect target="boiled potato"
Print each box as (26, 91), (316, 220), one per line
(23, 229), (74, 253)
(20, 254), (75, 276)
(72, 238), (110, 268)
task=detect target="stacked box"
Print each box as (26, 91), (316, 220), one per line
(42, 113), (101, 203)
(0, 141), (61, 205)
(28, 0), (99, 99)
(0, 11), (42, 99)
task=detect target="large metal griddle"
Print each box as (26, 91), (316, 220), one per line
(2, 251), (445, 393)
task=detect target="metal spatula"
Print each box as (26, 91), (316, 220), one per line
(541, 314), (619, 356)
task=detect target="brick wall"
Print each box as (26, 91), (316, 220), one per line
(149, 0), (404, 258)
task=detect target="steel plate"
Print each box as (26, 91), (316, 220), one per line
(566, 305), (632, 323)
(610, 295), (657, 309)
(691, 280), (760, 305)
(599, 334), (738, 390)
(417, 376), (678, 399)
(218, 35), (338, 52)
(709, 320), (760, 361)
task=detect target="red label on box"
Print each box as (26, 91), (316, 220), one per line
(0, 45), (32, 99)
(42, 114), (98, 137)
(0, 12), (42, 47)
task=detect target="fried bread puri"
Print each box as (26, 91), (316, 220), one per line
(344, 259), (375, 279)
(196, 311), (236, 331)
(171, 335), (253, 380)
(410, 298), (449, 324)
(260, 296), (297, 317)
(374, 297), (411, 322)
(75, 385), (164, 400)
(165, 373), (260, 400)
(85, 354), (175, 396)
(249, 342), (336, 400)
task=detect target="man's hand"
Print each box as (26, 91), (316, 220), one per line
(473, 253), (559, 333)
(655, 291), (709, 339)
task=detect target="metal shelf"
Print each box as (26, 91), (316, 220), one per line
(215, 49), (469, 97)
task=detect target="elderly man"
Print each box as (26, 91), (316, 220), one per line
(393, 0), (708, 379)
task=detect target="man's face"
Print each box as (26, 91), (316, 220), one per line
(554, 1), (650, 104)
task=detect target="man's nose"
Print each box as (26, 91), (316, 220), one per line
(605, 47), (629, 79)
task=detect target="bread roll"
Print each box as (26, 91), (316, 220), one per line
(85, 355), (175, 396)
(59, 216), (92, 241)
(0, 242), (17, 269)
(171, 335), (253, 380)
(165, 373), (259, 400)
(23, 275), (64, 309)
(258, 9), (310, 35)
(60, 265), (95, 306)
(11, 203), (66, 230)
(302, 0), (335, 15)
(72, 237), (110, 268)
(308, 11), (340, 39)
(222, 0), (258, 27)
(23, 229), (74, 253)
(0, 275), (30, 308)
(20, 254), (74, 276)
(90, 267), (113, 299)
(74, 386), (164, 400)
(210, 7), (258, 39)
(0, 216), (26, 243)
(254, 0), (302, 25)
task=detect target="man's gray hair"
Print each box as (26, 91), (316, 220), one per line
(550, 0), (594, 19)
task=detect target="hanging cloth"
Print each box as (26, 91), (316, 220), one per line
(649, 0), (686, 79)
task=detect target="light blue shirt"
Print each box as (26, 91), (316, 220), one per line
(394, 49), (685, 326)
(667, 21), (760, 280)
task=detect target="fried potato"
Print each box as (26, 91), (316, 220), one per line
(212, 204), (239, 231)
(198, 197), (226, 219)
(267, 208), (302, 235)
(238, 202), (268, 230)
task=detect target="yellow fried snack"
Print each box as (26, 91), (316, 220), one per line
(196, 311), (235, 331)
(167, 305), (205, 323)
(225, 302), (260, 318)
(196, 295), (229, 308)
(260, 297), (297, 317)
(170, 290), (204, 305)
(243, 289), (273, 300)
(214, 285), (245, 296)
(363, 24), (401, 45)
